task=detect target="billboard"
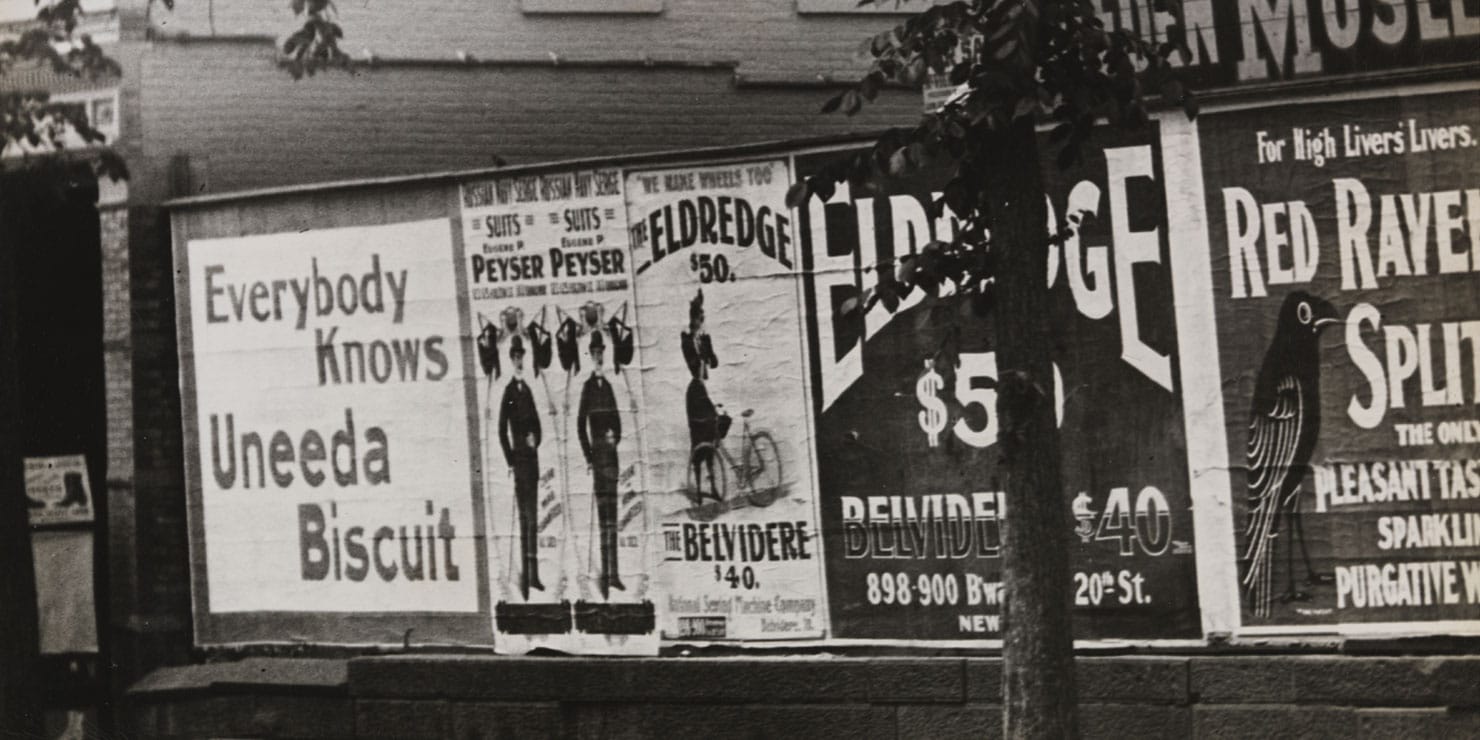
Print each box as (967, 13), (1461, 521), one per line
(1194, 88), (1480, 630)
(172, 81), (1478, 647)
(625, 160), (829, 641)
(796, 126), (1202, 641)
(460, 170), (659, 654)
(178, 219), (489, 644)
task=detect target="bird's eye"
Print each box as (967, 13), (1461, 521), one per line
(1297, 302), (1312, 324)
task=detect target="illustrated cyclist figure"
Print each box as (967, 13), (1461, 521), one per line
(682, 289), (727, 502)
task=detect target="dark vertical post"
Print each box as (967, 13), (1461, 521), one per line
(0, 172), (43, 737)
(985, 117), (1080, 739)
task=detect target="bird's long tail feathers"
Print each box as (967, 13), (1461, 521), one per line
(1241, 486), (1288, 618)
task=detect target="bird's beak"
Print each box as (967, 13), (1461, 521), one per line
(1312, 300), (1341, 331)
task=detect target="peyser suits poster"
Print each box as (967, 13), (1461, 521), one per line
(461, 170), (659, 654)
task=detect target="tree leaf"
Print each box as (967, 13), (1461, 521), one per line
(1163, 78), (1185, 104)
(879, 280), (901, 312)
(907, 141), (929, 168)
(785, 181), (810, 209)
(1056, 140), (1081, 170)
(897, 254), (918, 284)
(1012, 96), (1037, 122)
(949, 61), (971, 85)
(839, 294), (862, 317)
(902, 56), (927, 86)
(991, 36), (1018, 62)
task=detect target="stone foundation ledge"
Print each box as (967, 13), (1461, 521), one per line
(124, 655), (1480, 739)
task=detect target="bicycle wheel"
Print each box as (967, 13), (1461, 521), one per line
(686, 443), (727, 513)
(743, 431), (782, 507)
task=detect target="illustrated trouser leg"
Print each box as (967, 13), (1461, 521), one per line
(691, 448), (717, 501)
(516, 457), (540, 597)
(592, 441), (624, 598)
(596, 490), (617, 593)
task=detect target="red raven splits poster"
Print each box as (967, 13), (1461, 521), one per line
(1199, 89), (1480, 629)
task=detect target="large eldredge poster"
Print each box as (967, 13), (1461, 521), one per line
(798, 127), (1201, 641)
(1198, 90), (1480, 630)
(180, 219), (486, 644)
(625, 160), (828, 641)
(461, 170), (658, 654)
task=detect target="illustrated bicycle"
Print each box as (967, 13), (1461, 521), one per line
(685, 406), (783, 516)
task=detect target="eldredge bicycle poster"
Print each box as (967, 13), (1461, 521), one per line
(625, 159), (828, 641)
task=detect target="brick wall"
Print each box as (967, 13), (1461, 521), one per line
(100, 207), (132, 485)
(133, 42), (919, 198)
(123, 655), (1480, 739)
(107, 206), (191, 689)
(144, 0), (919, 79)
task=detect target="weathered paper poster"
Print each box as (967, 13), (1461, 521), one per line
(625, 160), (827, 641)
(24, 455), (94, 527)
(32, 531), (98, 654)
(1198, 90), (1480, 629)
(461, 170), (659, 654)
(798, 126), (1201, 641)
(181, 219), (486, 644)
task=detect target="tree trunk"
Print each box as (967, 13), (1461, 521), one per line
(985, 117), (1080, 739)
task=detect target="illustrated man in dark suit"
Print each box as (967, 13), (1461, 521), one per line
(499, 335), (544, 599)
(577, 330), (624, 597)
(682, 290), (723, 501)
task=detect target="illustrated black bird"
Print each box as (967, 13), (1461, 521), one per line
(527, 319), (553, 376)
(1242, 291), (1341, 617)
(555, 315), (582, 374)
(476, 317), (500, 380)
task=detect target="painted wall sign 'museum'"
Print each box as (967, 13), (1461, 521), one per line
(1093, 0), (1480, 88)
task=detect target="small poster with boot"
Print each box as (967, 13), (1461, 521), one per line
(24, 455), (94, 527)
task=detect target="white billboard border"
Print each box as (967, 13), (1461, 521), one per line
(1175, 78), (1480, 641)
(172, 212), (495, 648)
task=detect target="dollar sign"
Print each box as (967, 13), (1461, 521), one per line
(916, 368), (946, 448)
(690, 252), (699, 273)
